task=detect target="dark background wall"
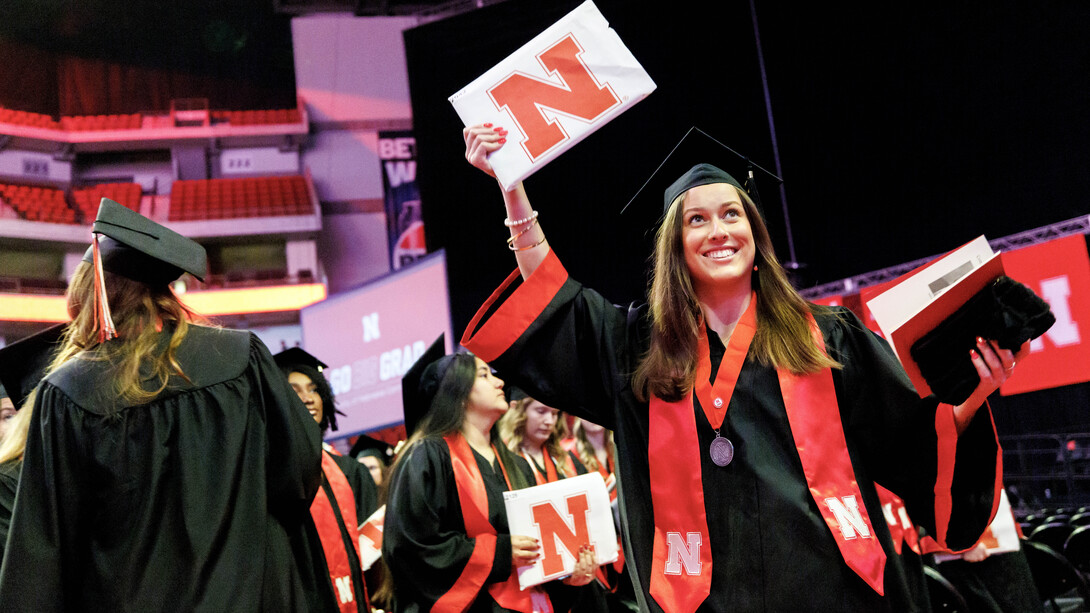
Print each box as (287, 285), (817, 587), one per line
(405, 0), (1090, 337)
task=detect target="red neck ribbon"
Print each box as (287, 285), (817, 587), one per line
(523, 445), (559, 485)
(442, 433), (553, 613)
(647, 308), (886, 612)
(310, 451), (367, 613)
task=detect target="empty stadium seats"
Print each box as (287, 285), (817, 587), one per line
(169, 175), (312, 221)
(0, 183), (77, 224)
(71, 183), (142, 221)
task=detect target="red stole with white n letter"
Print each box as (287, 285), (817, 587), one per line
(647, 304), (886, 613)
(311, 450), (367, 613)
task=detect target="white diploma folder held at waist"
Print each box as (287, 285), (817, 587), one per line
(357, 504), (385, 571)
(503, 472), (618, 589)
(449, 0), (656, 190)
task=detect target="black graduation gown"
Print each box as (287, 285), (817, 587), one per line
(297, 448), (380, 613)
(462, 252), (1001, 613)
(383, 437), (581, 612)
(0, 325), (323, 613)
(0, 459), (19, 563)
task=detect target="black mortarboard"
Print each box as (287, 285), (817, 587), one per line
(400, 334), (450, 437)
(0, 323), (66, 409)
(273, 347), (329, 372)
(505, 384), (528, 404)
(350, 434), (394, 465)
(81, 198), (207, 285)
(620, 126), (781, 220)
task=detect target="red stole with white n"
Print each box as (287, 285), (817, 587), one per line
(437, 433), (553, 613)
(647, 302), (886, 613)
(311, 451), (366, 613)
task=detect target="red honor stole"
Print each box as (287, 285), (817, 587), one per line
(522, 446), (560, 485)
(437, 433), (553, 613)
(310, 451), (366, 613)
(647, 298), (886, 612)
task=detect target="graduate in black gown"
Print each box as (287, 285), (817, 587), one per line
(0, 198), (323, 613)
(275, 347), (379, 613)
(0, 323), (66, 565)
(459, 125), (1029, 612)
(381, 338), (597, 612)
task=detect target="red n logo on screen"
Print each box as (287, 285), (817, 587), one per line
(531, 492), (594, 578)
(488, 34), (621, 161)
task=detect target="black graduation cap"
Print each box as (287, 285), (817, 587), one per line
(620, 126), (781, 220)
(0, 323), (66, 409)
(400, 334), (449, 437)
(349, 434), (394, 465)
(81, 198), (207, 286)
(273, 346), (329, 372)
(505, 384), (528, 404)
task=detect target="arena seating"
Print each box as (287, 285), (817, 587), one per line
(71, 183), (143, 221)
(0, 183), (77, 224)
(211, 108), (302, 126)
(60, 114), (143, 131)
(169, 175), (312, 221)
(0, 107), (61, 130)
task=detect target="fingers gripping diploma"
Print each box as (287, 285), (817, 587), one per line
(511, 535), (542, 568)
(953, 337), (1031, 433)
(463, 124), (509, 179)
(512, 536), (598, 587)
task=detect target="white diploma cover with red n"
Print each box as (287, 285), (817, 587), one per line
(449, 0), (656, 190)
(503, 472), (619, 589)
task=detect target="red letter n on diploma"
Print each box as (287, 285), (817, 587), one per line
(530, 492), (594, 578)
(488, 34), (620, 161)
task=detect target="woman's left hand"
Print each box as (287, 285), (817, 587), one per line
(952, 337), (1031, 433)
(561, 545), (598, 587)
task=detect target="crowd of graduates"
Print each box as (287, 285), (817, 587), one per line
(0, 119), (1053, 612)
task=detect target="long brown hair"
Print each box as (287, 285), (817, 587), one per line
(56, 261), (208, 408)
(632, 187), (840, 402)
(497, 396), (572, 478)
(571, 418), (613, 475)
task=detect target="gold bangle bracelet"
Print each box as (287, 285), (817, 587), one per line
(508, 235), (547, 251)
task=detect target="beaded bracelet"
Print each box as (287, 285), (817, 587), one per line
(504, 210), (539, 228)
(506, 216), (539, 245)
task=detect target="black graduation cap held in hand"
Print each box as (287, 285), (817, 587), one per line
(400, 334), (450, 438)
(273, 346), (329, 373)
(620, 126), (781, 223)
(81, 198), (207, 342)
(0, 323), (66, 409)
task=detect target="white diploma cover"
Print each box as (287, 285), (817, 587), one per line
(503, 472), (619, 589)
(357, 504), (385, 571)
(449, 0), (656, 190)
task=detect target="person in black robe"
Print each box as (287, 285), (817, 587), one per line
(0, 322), (66, 566)
(0, 198), (322, 613)
(458, 125), (1029, 612)
(381, 337), (597, 612)
(275, 347), (379, 613)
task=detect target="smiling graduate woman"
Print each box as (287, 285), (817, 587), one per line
(460, 125), (1028, 612)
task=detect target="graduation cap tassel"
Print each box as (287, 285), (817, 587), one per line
(91, 233), (118, 343)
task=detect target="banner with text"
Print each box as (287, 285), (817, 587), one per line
(379, 130), (425, 271)
(998, 234), (1090, 395)
(300, 252), (453, 438)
